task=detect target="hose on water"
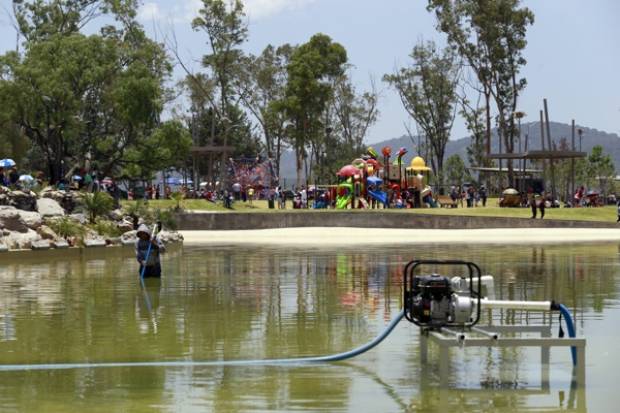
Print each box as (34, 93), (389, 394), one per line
(557, 303), (577, 366)
(0, 311), (405, 372)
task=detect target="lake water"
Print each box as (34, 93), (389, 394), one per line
(0, 242), (619, 412)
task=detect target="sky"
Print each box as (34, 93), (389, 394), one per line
(1, 0), (619, 144)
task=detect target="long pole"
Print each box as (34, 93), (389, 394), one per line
(140, 225), (159, 281)
(139, 225), (159, 314)
(571, 119), (576, 205)
(539, 110), (547, 190)
(543, 99), (557, 203)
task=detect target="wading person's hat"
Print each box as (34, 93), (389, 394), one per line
(136, 224), (150, 238)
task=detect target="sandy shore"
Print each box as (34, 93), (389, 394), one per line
(180, 227), (620, 246)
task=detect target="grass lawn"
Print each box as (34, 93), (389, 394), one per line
(122, 199), (618, 222)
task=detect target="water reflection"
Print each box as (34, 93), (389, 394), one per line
(0, 243), (619, 411)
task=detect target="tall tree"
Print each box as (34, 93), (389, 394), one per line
(428, 0), (534, 186)
(314, 74), (380, 182)
(577, 145), (615, 197)
(234, 44), (294, 179)
(444, 154), (471, 186)
(0, 0), (171, 183)
(384, 40), (459, 183)
(281, 33), (347, 188)
(192, 0), (248, 142)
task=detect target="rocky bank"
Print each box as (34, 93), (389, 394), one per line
(0, 186), (183, 252)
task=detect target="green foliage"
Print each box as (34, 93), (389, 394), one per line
(428, 0), (535, 186)
(89, 218), (123, 238)
(81, 191), (115, 223)
(384, 41), (459, 183)
(123, 120), (192, 179)
(47, 216), (86, 240)
(281, 33), (348, 187)
(123, 200), (150, 218)
(0, 1), (171, 183)
(577, 145), (615, 195)
(169, 192), (186, 211)
(234, 44), (294, 177)
(154, 208), (178, 231)
(444, 154), (471, 185)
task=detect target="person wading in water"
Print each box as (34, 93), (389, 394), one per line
(135, 223), (165, 278)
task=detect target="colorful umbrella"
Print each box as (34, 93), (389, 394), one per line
(0, 159), (16, 168)
(337, 165), (360, 178)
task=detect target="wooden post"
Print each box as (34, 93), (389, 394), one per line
(543, 99), (557, 203)
(571, 119), (576, 205)
(539, 110), (546, 183)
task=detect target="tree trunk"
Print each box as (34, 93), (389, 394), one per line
(295, 145), (303, 190)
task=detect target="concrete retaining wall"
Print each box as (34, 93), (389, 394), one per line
(175, 211), (617, 231)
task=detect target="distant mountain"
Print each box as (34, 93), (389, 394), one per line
(278, 122), (620, 186)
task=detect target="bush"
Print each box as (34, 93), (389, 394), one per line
(48, 217), (87, 240)
(81, 191), (115, 223)
(89, 219), (123, 238)
(123, 200), (151, 219)
(154, 208), (178, 231)
(170, 191), (185, 211)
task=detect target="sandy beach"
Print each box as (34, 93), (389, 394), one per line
(180, 227), (620, 246)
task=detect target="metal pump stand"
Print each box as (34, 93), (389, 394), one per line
(404, 259), (586, 391)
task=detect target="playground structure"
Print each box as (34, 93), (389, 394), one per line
(335, 146), (436, 209)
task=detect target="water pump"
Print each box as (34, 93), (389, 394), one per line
(404, 260), (482, 329)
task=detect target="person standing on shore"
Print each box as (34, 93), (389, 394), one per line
(538, 194), (546, 219)
(530, 192), (537, 219)
(135, 224), (165, 278)
(301, 186), (308, 209)
(479, 185), (487, 207)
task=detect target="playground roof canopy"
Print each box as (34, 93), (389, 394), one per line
(485, 150), (586, 160)
(468, 166), (543, 174)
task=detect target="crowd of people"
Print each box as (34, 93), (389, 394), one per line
(448, 185), (488, 208)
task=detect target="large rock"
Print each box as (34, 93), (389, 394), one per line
(106, 237), (121, 246)
(0, 242), (8, 252)
(37, 225), (59, 241)
(117, 220), (134, 233)
(158, 230), (184, 244)
(37, 198), (65, 218)
(31, 240), (51, 250)
(7, 190), (37, 211)
(40, 188), (82, 213)
(121, 230), (137, 246)
(19, 210), (42, 229)
(3, 229), (41, 250)
(51, 239), (69, 249)
(0, 206), (28, 232)
(108, 209), (124, 221)
(68, 213), (88, 225)
(84, 238), (106, 248)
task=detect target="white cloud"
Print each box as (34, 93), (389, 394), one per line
(137, 2), (161, 22)
(138, 0), (318, 24)
(242, 0), (318, 20)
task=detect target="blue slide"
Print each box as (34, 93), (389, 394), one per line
(368, 189), (388, 207)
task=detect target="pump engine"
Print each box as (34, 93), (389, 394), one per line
(404, 260), (481, 329)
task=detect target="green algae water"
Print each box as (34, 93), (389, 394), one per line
(0, 243), (619, 412)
